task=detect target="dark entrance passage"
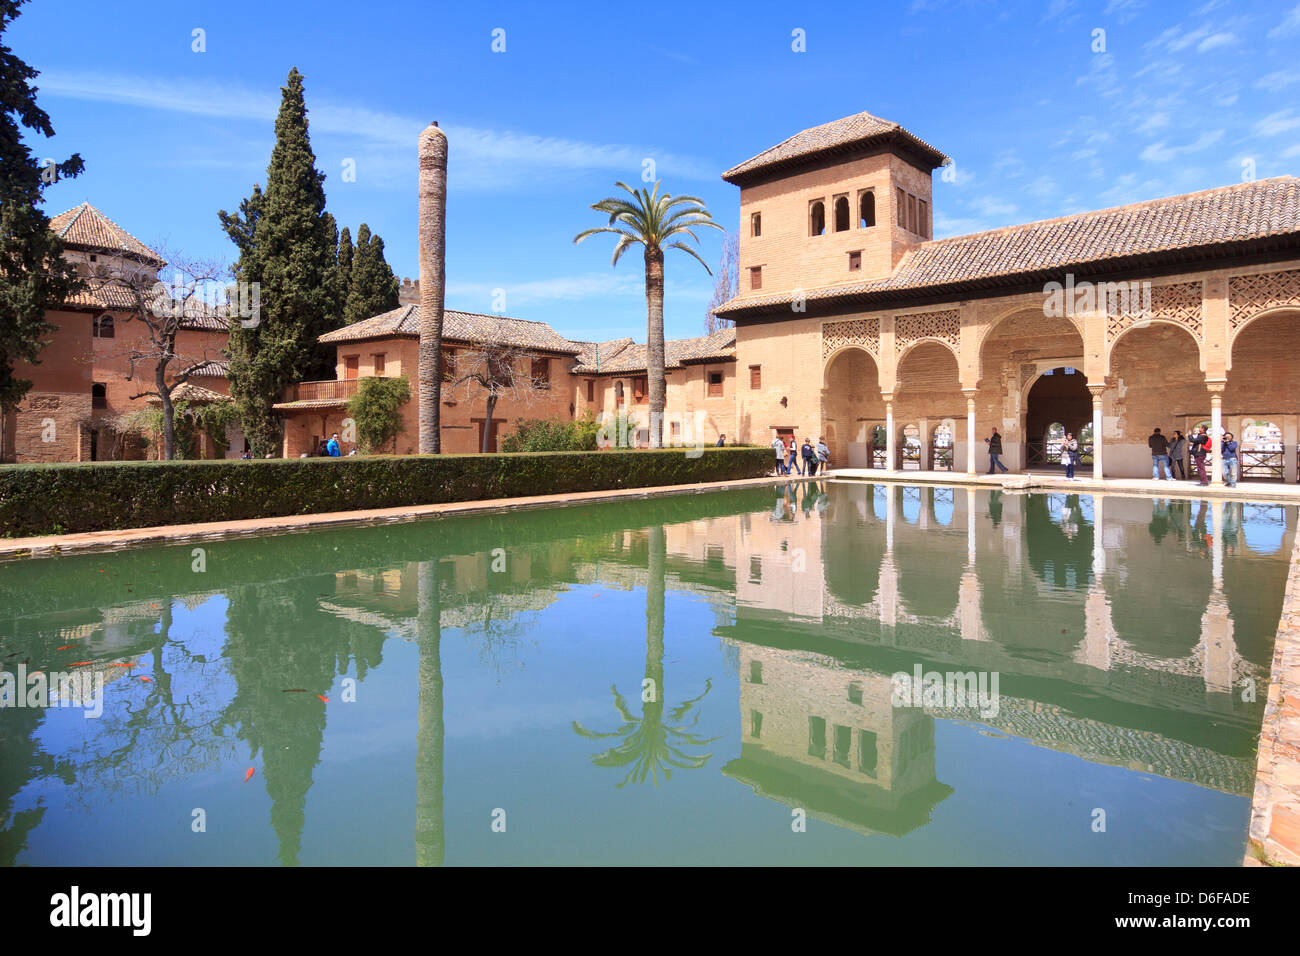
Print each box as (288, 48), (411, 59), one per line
(1026, 368), (1091, 469)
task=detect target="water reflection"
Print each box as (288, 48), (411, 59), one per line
(0, 482), (1291, 864)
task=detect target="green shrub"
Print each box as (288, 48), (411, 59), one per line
(345, 375), (411, 453)
(499, 414), (601, 453)
(0, 447), (774, 537)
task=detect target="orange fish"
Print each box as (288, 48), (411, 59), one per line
(111, 663), (132, 668)
(140, 676), (153, 682)
(244, 767), (255, 783)
(71, 661), (93, 667)
(57, 645), (76, 650)
(318, 694), (329, 703)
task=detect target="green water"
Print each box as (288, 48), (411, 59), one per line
(0, 483), (1291, 865)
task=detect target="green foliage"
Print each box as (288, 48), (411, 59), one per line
(128, 400), (239, 460)
(0, 448), (774, 537)
(345, 375), (410, 453)
(220, 67), (338, 454)
(343, 223), (399, 324)
(499, 414), (602, 453)
(0, 0), (86, 409)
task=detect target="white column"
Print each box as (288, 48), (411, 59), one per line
(1210, 390), (1224, 486)
(965, 392), (978, 477)
(1211, 499), (1224, 588)
(1092, 494), (1106, 579)
(918, 417), (931, 471)
(885, 396), (896, 473)
(885, 485), (896, 553)
(1089, 386), (1105, 480)
(967, 488), (977, 561)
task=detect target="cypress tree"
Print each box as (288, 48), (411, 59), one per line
(344, 223), (399, 323)
(219, 67), (336, 454)
(336, 225), (353, 317)
(0, 0), (85, 416)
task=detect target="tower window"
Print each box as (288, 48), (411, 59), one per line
(848, 251), (862, 271)
(749, 266), (762, 290)
(93, 314), (114, 338)
(919, 199), (930, 238)
(749, 364), (761, 389)
(92, 382), (107, 409)
(531, 357), (550, 387)
(833, 195), (850, 232)
(587, 379), (595, 402)
(897, 188), (906, 227)
(859, 190), (876, 228)
(751, 212), (761, 237)
(707, 370), (724, 397)
(908, 194), (918, 234)
(809, 200), (826, 237)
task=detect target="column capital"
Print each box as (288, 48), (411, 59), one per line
(961, 387), (979, 399)
(1206, 379), (1228, 395)
(882, 392), (895, 405)
(1087, 383), (1108, 398)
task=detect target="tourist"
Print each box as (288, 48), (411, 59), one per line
(1168, 430), (1187, 480)
(1221, 431), (1239, 487)
(787, 438), (803, 476)
(1062, 432), (1078, 480)
(1148, 427), (1172, 480)
(1190, 426), (1210, 486)
(816, 437), (830, 476)
(716, 434), (726, 447)
(801, 437), (818, 476)
(326, 432), (341, 457)
(770, 431), (787, 475)
(985, 429), (1008, 474)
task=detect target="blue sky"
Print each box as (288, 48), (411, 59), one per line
(16, 0), (1300, 342)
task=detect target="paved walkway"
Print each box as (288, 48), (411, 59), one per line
(829, 467), (1300, 503)
(0, 473), (815, 561)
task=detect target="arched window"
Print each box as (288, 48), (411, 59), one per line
(615, 380), (625, 404)
(93, 313), (115, 338)
(859, 191), (875, 228)
(833, 196), (850, 232)
(809, 201), (825, 237)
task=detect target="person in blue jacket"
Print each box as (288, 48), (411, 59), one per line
(326, 433), (341, 457)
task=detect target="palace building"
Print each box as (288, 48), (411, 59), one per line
(715, 111), (1300, 483)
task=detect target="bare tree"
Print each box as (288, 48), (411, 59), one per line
(446, 344), (549, 453)
(83, 249), (232, 460)
(705, 231), (738, 334)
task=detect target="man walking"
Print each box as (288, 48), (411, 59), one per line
(1167, 430), (1187, 480)
(985, 428), (1009, 474)
(801, 437), (818, 476)
(816, 437), (830, 477)
(787, 437), (803, 476)
(770, 431), (787, 476)
(1190, 426), (1210, 486)
(1148, 428), (1172, 480)
(326, 432), (342, 457)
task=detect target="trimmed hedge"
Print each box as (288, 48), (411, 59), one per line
(0, 447), (773, 537)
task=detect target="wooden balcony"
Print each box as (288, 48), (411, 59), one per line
(286, 379), (361, 402)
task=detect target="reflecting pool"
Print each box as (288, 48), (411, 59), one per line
(0, 483), (1291, 865)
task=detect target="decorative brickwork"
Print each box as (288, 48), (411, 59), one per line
(821, 317), (880, 360)
(1229, 268), (1300, 336)
(894, 309), (960, 354)
(1106, 280), (1203, 344)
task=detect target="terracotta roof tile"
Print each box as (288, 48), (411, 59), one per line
(50, 203), (164, 265)
(572, 329), (736, 374)
(717, 176), (1300, 314)
(319, 304), (580, 354)
(722, 111), (950, 184)
(568, 337), (634, 373)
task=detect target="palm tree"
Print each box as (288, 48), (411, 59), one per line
(575, 182), (722, 448)
(418, 122), (448, 454)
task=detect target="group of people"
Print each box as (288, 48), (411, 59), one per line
(770, 433), (830, 476)
(1148, 426), (1239, 487)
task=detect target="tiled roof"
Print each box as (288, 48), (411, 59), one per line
(271, 398), (348, 411)
(572, 329), (736, 374)
(722, 111), (950, 184)
(50, 203), (164, 265)
(59, 285), (233, 332)
(319, 304), (581, 354)
(181, 359), (229, 379)
(568, 337), (634, 372)
(717, 176), (1300, 315)
(147, 382), (231, 404)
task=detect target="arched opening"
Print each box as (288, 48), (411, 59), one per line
(1024, 369), (1090, 469)
(93, 313), (115, 338)
(833, 196), (850, 232)
(931, 421), (955, 471)
(1107, 322), (1205, 479)
(980, 311), (1085, 473)
(1238, 418), (1284, 480)
(809, 201), (826, 237)
(895, 341), (964, 471)
(822, 348), (883, 468)
(824, 483), (885, 609)
(859, 191), (875, 228)
(1227, 310), (1300, 483)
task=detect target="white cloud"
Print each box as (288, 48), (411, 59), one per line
(1196, 32), (1238, 52)
(1139, 129), (1224, 161)
(1268, 3), (1300, 39)
(1255, 109), (1300, 137)
(1257, 70), (1300, 91)
(1136, 112), (1170, 133)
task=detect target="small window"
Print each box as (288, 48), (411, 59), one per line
(859, 730), (878, 777)
(859, 190), (875, 228)
(615, 380), (625, 404)
(808, 716), (827, 759)
(848, 251), (862, 271)
(93, 314), (114, 338)
(633, 376), (647, 403)
(908, 194), (918, 234)
(372, 353), (385, 375)
(707, 370), (723, 398)
(749, 266), (762, 290)
(749, 660), (762, 684)
(344, 355), (360, 380)
(751, 212), (761, 237)
(750, 711), (763, 739)
(749, 364), (761, 389)
(531, 357), (550, 387)
(833, 725), (851, 767)
(848, 682), (863, 705)
(670, 420), (681, 438)
(810, 200), (826, 237)
(92, 382), (107, 409)
(919, 199), (930, 238)
(833, 195), (850, 232)
(749, 554), (762, 583)
(586, 379), (595, 402)
(441, 347), (456, 382)
(897, 188), (906, 226)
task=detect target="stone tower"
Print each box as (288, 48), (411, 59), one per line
(418, 121), (448, 454)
